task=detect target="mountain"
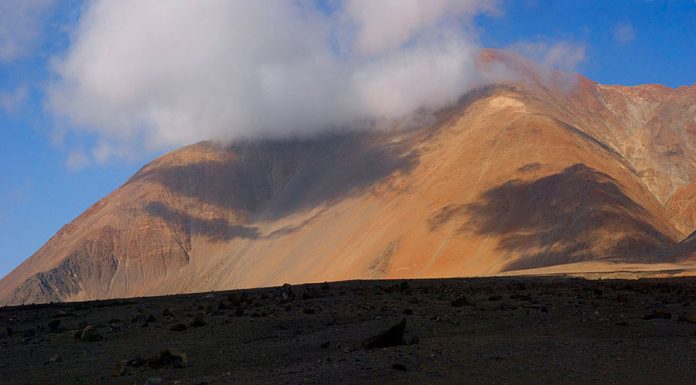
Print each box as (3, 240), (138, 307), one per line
(2, 51), (696, 305)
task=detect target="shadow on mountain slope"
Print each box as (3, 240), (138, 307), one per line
(131, 130), (421, 220)
(430, 164), (678, 271)
(144, 202), (261, 241)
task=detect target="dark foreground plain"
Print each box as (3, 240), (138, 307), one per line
(1, 277), (695, 385)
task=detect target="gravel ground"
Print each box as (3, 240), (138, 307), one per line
(1, 277), (695, 385)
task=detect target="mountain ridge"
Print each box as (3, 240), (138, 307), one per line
(3, 53), (696, 305)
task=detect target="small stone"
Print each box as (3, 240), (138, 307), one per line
(643, 309), (671, 320)
(112, 361), (126, 377)
(362, 318), (406, 349)
(303, 308), (316, 315)
(190, 314), (206, 327)
(143, 377), (164, 385)
(451, 295), (475, 307)
(302, 287), (319, 300)
(127, 357), (147, 367)
(80, 325), (103, 342)
(148, 349), (189, 369)
(170, 323), (187, 332)
(162, 308), (174, 317)
(320, 341), (330, 349)
(48, 320), (61, 333)
(496, 303), (518, 311)
(48, 353), (62, 363)
(392, 363), (407, 371)
(227, 293), (244, 306)
(281, 283), (295, 302)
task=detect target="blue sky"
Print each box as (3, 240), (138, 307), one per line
(0, 0), (694, 279)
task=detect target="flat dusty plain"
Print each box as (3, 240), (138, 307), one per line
(1, 276), (695, 384)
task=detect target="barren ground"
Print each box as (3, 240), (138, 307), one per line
(1, 276), (695, 384)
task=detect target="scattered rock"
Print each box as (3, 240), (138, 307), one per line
(362, 318), (406, 349)
(320, 341), (330, 349)
(643, 309), (671, 320)
(302, 287), (320, 300)
(162, 308), (174, 317)
(488, 294), (503, 301)
(48, 319), (62, 333)
(496, 303), (518, 311)
(392, 363), (407, 371)
(170, 323), (187, 332)
(6, 327), (13, 337)
(281, 283), (295, 302)
(190, 314), (206, 327)
(48, 353), (62, 364)
(320, 282), (330, 291)
(451, 295), (475, 307)
(510, 293), (532, 302)
(399, 281), (411, 292)
(79, 325), (103, 342)
(143, 377), (164, 385)
(127, 357), (147, 367)
(408, 336), (420, 345)
(403, 308), (413, 315)
(112, 360), (126, 377)
(148, 349), (189, 369)
(303, 308), (316, 315)
(227, 293), (245, 306)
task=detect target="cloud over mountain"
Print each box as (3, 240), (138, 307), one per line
(47, 0), (500, 161)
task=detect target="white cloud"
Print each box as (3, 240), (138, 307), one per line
(0, 86), (28, 113)
(509, 40), (586, 73)
(66, 150), (89, 170)
(0, 0), (55, 63)
(614, 23), (635, 44)
(47, 0), (501, 161)
(344, 0), (498, 55)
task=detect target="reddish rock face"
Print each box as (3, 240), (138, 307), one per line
(2, 52), (696, 305)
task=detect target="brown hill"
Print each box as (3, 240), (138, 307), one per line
(2, 53), (696, 305)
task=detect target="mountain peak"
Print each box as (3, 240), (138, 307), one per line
(3, 72), (696, 305)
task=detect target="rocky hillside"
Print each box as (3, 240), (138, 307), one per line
(2, 52), (696, 305)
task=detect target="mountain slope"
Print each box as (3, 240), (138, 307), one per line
(2, 59), (696, 305)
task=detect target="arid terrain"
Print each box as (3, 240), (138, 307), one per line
(1, 276), (695, 384)
(2, 51), (696, 306)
